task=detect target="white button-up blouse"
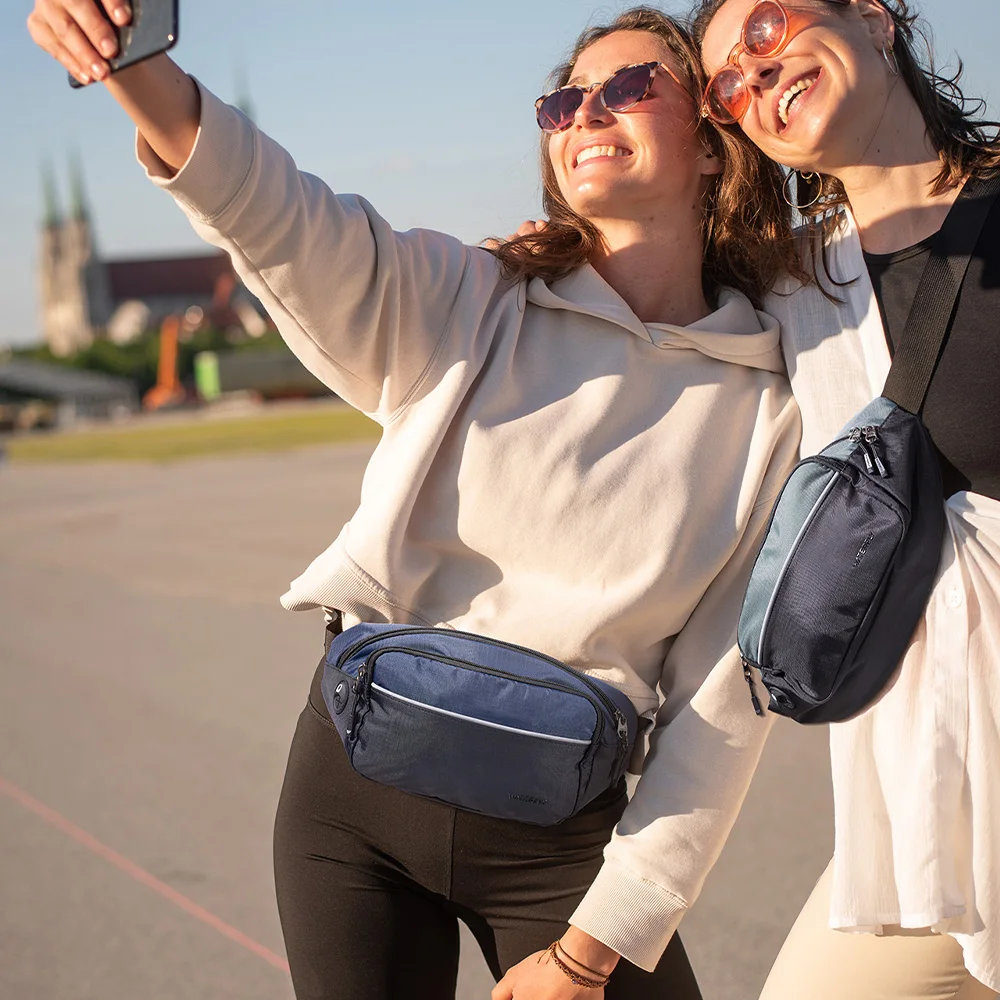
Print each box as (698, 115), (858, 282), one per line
(765, 215), (1000, 993)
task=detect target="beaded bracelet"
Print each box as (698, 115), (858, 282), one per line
(545, 941), (612, 989)
(555, 940), (610, 979)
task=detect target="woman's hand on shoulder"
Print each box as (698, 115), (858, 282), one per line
(508, 220), (548, 242)
(482, 219), (549, 250)
(513, 220), (548, 239)
(27, 0), (130, 86)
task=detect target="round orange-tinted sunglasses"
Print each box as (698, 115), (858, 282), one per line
(701, 0), (850, 124)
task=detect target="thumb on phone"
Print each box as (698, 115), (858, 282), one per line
(27, 0), (129, 85)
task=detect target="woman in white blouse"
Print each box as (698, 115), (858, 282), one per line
(696, 1), (1000, 998)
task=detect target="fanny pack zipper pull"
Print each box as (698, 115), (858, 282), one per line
(742, 657), (765, 718)
(851, 426), (879, 476)
(615, 710), (628, 744)
(612, 710), (630, 776)
(863, 426), (888, 477)
(849, 427), (872, 471)
(354, 661), (369, 696)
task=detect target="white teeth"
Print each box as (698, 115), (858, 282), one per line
(778, 76), (817, 125)
(576, 145), (629, 165)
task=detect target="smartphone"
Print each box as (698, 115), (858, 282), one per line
(69, 0), (179, 88)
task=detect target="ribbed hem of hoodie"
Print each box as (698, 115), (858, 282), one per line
(280, 564), (387, 617)
(569, 857), (689, 973)
(135, 79), (255, 223)
(280, 554), (433, 628)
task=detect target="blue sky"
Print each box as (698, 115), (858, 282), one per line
(2, 0), (998, 348)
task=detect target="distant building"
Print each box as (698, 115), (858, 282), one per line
(39, 156), (268, 357)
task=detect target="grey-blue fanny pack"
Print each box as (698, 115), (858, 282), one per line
(321, 623), (639, 826)
(738, 176), (1000, 724)
(738, 396), (944, 723)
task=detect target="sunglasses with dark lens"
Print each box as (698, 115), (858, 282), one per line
(701, 0), (850, 125)
(535, 61), (689, 134)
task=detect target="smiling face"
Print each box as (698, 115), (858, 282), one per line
(547, 30), (719, 222)
(700, 0), (896, 174)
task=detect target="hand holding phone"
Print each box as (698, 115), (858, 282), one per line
(28, 0), (197, 172)
(68, 0), (178, 88)
(26, 0), (177, 88)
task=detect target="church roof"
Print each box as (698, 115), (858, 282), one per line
(105, 252), (233, 302)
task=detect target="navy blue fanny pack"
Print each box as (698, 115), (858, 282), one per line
(320, 623), (639, 826)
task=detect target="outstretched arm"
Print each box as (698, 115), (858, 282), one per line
(27, 0), (501, 417)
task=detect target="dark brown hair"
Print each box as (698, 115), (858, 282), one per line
(487, 7), (806, 307)
(691, 0), (1000, 250)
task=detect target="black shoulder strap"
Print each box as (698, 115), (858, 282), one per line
(882, 173), (1000, 414)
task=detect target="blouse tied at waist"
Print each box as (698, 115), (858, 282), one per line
(828, 492), (1000, 993)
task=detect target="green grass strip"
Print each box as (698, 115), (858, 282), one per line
(5, 406), (380, 464)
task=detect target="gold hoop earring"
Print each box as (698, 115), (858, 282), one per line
(882, 43), (899, 76)
(782, 170), (823, 210)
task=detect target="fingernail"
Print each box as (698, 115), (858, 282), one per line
(100, 37), (116, 57)
(91, 61), (108, 80)
(112, 5), (130, 24)
(78, 73), (91, 85)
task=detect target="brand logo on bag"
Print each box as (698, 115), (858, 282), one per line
(509, 793), (548, 806)
(854, 532), (876, 568)
(332, 681), (349, 714)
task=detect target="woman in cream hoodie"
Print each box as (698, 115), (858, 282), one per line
(28, 5), (801, 999)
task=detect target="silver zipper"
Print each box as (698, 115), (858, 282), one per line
(850, 426), (888, 478)
(863, 426), (888, 477)
(370, 684), (591, 745)
(743, 657), (764, 717)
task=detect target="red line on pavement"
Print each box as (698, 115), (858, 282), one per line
(0, 775), (290, 975)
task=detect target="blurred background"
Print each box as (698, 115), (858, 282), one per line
(1, 2), (998, 999)
(1, 0), (996, 414)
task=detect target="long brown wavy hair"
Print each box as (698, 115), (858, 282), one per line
(487, 7), (807, 307)
(691, 0), (1000, 252)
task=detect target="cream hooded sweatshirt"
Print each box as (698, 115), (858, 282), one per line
(140, 84), (801, 970)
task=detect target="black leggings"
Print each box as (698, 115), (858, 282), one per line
(272, 661), (703, 1000)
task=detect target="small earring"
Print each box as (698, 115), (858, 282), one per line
(782, 170), (823, 210)
(882, 43), (899, 76)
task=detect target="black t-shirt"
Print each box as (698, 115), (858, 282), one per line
(863, 196), (1000, 500)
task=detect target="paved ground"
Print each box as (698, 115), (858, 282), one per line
(0, 443), (833, 1000)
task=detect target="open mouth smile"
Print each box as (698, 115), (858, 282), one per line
(776, 72), (820, 130)
(573, 144), (632, 168)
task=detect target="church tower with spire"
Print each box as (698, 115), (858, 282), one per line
(38, 160), (70, 353)
(38, 156), (112, 356)
(37, 94), (268, 358)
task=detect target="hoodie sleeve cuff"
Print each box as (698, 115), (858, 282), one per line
(135, 78), (255, 223)
(569, 857), (689, 973)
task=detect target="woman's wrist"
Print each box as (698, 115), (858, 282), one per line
(558, 926), (621, 978)
(105, 54), (200, 174)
